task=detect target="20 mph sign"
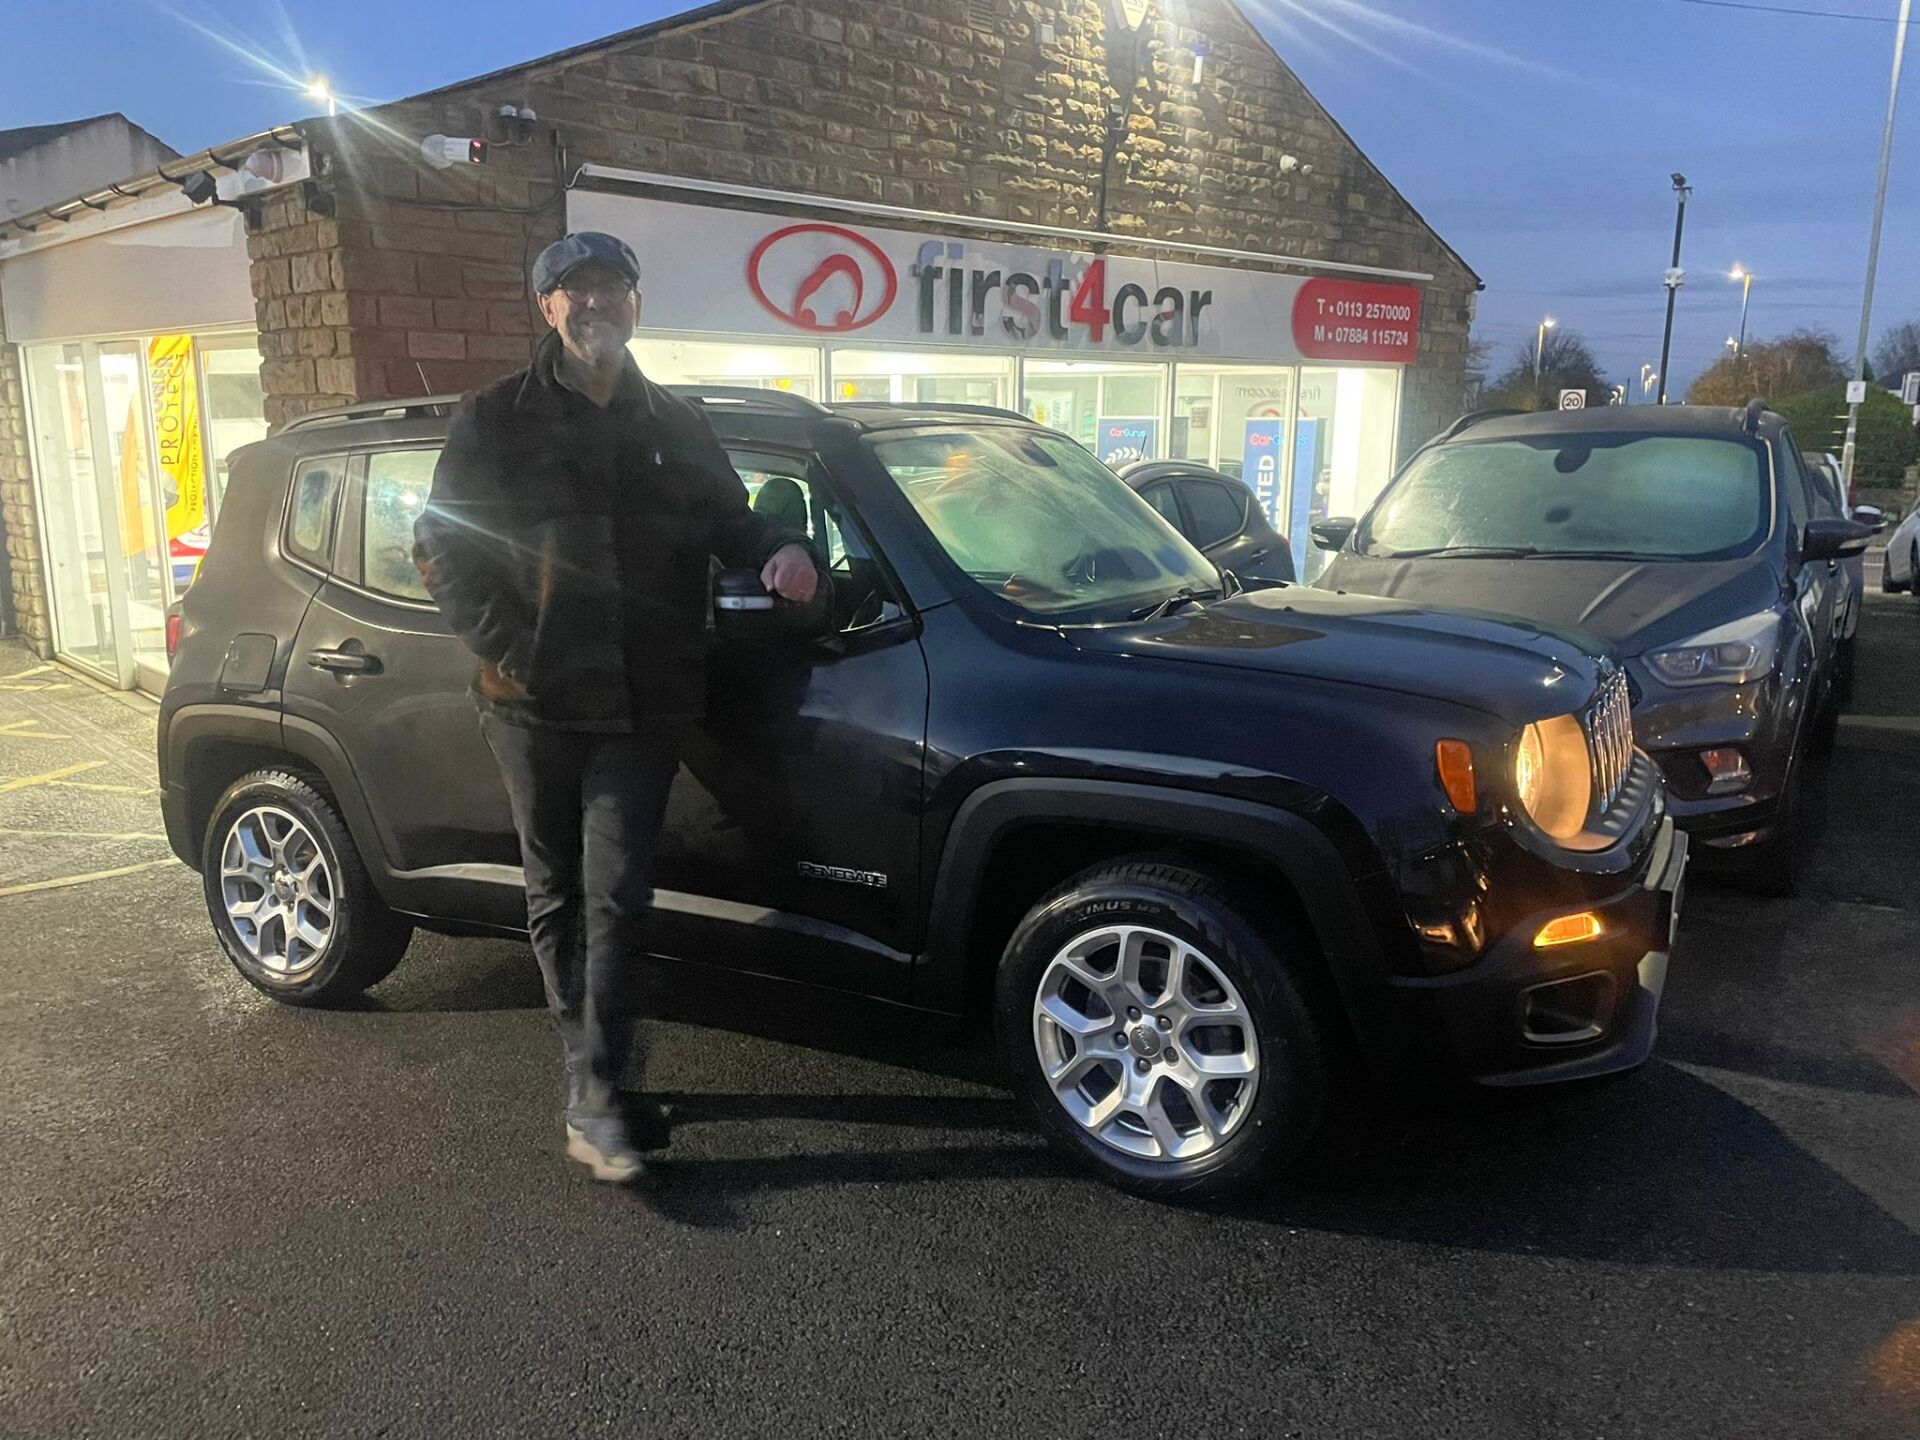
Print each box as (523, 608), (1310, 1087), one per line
(1558, 389), (1586, 410)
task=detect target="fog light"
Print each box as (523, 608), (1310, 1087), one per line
(1534, 911), (1606, 948)
(1699, 747), (1752, 796)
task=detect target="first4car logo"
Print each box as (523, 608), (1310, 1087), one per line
(747, 223), (899, 333)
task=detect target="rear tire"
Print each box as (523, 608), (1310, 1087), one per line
(994, 858), (1336, 1202)
(201, 769), (412, 1005)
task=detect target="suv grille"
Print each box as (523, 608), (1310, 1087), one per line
(1585, 670), (1633, 817)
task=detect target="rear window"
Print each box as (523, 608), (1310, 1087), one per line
(1359, 432), (1771, 561)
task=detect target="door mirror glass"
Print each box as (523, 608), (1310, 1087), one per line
(1850, 504), (1887, 532)
(1311, 516), (1357, 551)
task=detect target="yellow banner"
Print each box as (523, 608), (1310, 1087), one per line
(148, 336), (206, 544)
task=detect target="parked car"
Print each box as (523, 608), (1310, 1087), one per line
(1802, 449), (1885, 697)
(1315, 403), (1872, 894)
(161, 390), (1685, 1200)
(1881, 503), (1920, 599)
(1115, 460), (1296, 586)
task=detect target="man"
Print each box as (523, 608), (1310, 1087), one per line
(414, 231), (817, 1183)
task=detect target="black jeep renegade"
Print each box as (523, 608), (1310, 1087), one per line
(161, 390), (1686, 1200)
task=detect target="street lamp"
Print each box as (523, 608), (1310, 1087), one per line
(1640, 363), (1657, 400)
(1729, 265), (1754, 356)
(1725, 336), (1739, 357)
(304, 77), (337, 117)
(1534, 316), (1557, 381)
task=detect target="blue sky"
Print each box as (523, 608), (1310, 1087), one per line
(6, 0), (1919, 395)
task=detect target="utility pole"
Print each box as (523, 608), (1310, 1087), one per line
(1841, 0), (1912, 493)
(1657, 173), (1690, 405)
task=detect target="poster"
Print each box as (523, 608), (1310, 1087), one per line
(1291, 419), (1324, 580)
(1241, 419), (1285, 532)
(148, 335), (210, 588)
(1095, 417), (1158, 466)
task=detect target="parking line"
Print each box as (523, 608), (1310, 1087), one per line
(0, 827), (168, 841)
(0, 761), (106, 794)
(0, 721), (73, 741)
(0, 858), (179, 899)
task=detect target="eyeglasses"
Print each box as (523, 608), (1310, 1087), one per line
(556, 278), (637, 304)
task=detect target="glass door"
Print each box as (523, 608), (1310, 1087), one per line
(98, 340), (174, 688)
(24, 343), (126, 683)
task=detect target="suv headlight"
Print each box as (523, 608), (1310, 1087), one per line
(1514, 713), (1591, 841)
(1644, 610), (1782, 687)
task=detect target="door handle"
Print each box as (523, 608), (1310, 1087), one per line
(1245, 548), (1270, 563)
(307, 647), (382, 675)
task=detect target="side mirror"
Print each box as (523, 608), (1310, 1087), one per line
(1801, 516), (1874, 562)
(713, 567), (833, 643)
(1850, 504), (1888, 533)
(1310, 517), (1356, 552)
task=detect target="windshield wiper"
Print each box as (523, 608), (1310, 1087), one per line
(1371, 545), (1543, 559)
(1130, 586), (1219, 622)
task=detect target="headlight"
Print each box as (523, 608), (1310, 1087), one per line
(1513, 713), (1591, 840)
(1644, 610), (1782, 687)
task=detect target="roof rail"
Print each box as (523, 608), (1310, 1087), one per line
(837, 401), (1037, 424)
(1742, 397), (1767, 435)
(1437, 407), (1524, 442)
(669, 384), (828, 416)
(280, 394), (464, 433)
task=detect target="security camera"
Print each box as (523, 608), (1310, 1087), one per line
(422, 134), (489, 169)
(1278, 154), (1299, 173)
(1671, 172), (1688, 189)
(178, 171), (218, 205)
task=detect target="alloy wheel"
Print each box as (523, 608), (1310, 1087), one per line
(218, 805), (336, 980)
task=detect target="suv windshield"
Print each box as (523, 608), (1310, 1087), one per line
(870, 426), (1219, 615)
(1358, 432), (1771, 561)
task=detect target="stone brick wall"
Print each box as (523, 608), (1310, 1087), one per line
(251, 0), (1476, 455)
(0, 288), (51, 653)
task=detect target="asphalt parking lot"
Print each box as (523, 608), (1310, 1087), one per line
(1, 601), (1916, 1440)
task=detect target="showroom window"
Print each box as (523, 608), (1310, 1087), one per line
(628, 336), (820, 397)
(1295, 367), (1401, 582)
(1022, 360), (1167, 464)
(828, 349), (1015, 408)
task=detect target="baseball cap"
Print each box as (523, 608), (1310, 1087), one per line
(531, 231), (642, 294)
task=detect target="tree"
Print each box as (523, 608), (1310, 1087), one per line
(1873, 320), (1920, 387)
(1774, 385), (1919, 487)
(1684, 328), (1846, 407)
(1482, 328), (1610, 411)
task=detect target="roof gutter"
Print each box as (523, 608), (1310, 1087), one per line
(573, 163), (1437, 283)
(0, 124), (305, 242)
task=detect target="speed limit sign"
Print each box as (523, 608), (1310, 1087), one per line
(1558, 389), (1587, 410)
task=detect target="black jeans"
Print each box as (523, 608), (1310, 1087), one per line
(480, 714), (683, 1118)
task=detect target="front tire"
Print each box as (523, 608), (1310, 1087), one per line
(201, 770), (413, 1005)
(994, 859), (1335, 1202)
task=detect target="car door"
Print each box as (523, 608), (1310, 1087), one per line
(1802, 446), (1860, 643)
(1777, 438), (1840, 704)
(652, 444), (929, 1001)
(281, 445), (524, 925)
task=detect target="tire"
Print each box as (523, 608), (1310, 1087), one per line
(201, 769), (413, 1005)
(994, 858), (1336, 1202)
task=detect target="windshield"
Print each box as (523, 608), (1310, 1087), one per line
(1357, 433), (1771, 561)
(870, 427), (1219, 615)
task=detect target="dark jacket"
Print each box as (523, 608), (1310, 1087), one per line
(413, 336), (804, 730)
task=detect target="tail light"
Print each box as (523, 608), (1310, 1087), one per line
(165, 610), (183, 662)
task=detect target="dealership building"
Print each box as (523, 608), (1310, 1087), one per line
(0, 0), (1478, 693)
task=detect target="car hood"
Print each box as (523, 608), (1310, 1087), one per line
(1319, 552), (1781, 653)
(1061, 586), (1607, 724)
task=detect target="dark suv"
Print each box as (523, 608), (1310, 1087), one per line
(162, 390), (1686, 1199)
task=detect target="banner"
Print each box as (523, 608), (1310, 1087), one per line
(148, 335), (210, 588)
(1241, 419), (1285, 532)
(1095, 417), (1158, 465)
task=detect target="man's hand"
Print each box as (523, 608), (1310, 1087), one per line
(761, 543), (819, 604)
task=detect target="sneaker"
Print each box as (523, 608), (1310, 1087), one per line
(564, 1110), (645, 1184)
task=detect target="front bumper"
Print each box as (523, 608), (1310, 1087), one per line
(1389, 816), (1688, 1088)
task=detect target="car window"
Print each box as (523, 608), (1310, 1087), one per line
(1141, 483), (1184, 528)
(1777, 439), (1811, 536)
(1797, 445), (1843, 519)
(363, 449), (438, 602)
(1177, 479), (1248, 549)
(1359, 432), (1771, 562)
(285, 456), (344, 568)
(729, 447), (896, 634)
(870, 426), (1217, 617)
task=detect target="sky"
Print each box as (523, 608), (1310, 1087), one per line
(4, 0), (1919, 398)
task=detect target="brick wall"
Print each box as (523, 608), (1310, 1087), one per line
(252, 0), (1476, 455)
(0, 288), (50, 653)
